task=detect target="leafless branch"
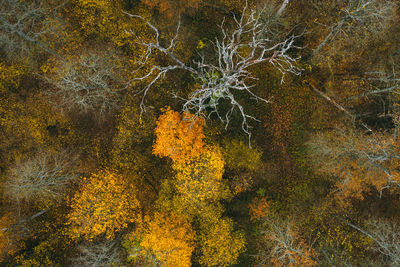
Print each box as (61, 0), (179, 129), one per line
(70, 239), (124, 267)
(253, 217), (315, 266)
(44, 52), (127, 117)
(0, 208), (50, 232)
(349, 67), (400, 100)
(124, 5), (303, 139)
(346, 219), (400, 266)
(314, 0), (396, 54)
(0, 0), (62, 60)
(305, 80), (356, 119)
(276, 0), (290, 17)
(4, 150), (79, 205)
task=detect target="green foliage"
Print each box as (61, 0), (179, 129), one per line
(256, 188), (266, 197)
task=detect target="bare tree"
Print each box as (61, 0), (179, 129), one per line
(305, 72), (400, 198)
(314, 0), (396, 54)
(0, 0), (61, 61)
(346, 219), (400, 266)
(349, 63), (400, 100)
(308, 123), (400, 200)
(44, 51), (127, 116)
(4, 150), (78, 206)
(254, 217), (316, 266)
(70, 239), (124, 267)
(124, 3), (303, 138)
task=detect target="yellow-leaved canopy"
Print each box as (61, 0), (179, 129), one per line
(152, 108), (245, 266)
(67, 170), (141, 240)
(172, 146), (231, 206)
(126, 212), (195, 267)
(198, 216), (246, 267)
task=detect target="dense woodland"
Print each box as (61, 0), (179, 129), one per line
(0, 0), (400, 266)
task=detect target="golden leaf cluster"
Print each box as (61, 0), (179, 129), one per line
(67, 170), (141, 240)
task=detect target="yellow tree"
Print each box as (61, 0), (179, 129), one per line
(153, 108), (245, 266)
(153, 108), (205, 163)
(125, 212), (195, 267)
(71, 0), (129, 43)
(221, 139), (262, 194)
(67, 170), (141, 240)
(70, 0), (154, 52)
(198, 216), (246, 267)
(0, 62), (23, 93)
(0, 92), (75, 171)
(172, 145), (231, 209)
(110, 95), (160, 195)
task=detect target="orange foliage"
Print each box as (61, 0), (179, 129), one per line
(153, 108), (248, 266)
(153, 108), (205, 163)
(153, 109), (231, 209)
(249, 197), (269, 221)
(137, 212), (195, 267)
(309, 129), (400, 204)
(230, 174), (253, 195)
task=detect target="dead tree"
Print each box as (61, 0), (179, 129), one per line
(349, 66), (400, 100)
(44, 52), (126, 117)
(4, 151), (78, 206)
(305, 70), (400, 197)
(254, 217), (316, 266)
(346, 219), (400, 266)
(70, 239), (124, 267)
(308, 123), (400, 200)
(0, 0), (61, 61)
(124, 4), (303, 139)
(314, 0), (396, 54)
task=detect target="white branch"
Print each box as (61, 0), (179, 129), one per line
(277, 0), (290, 17)
(125, 5), (303, 139)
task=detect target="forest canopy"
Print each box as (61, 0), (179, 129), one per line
(0, 0), (400, 266)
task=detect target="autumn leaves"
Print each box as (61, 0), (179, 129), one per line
(153, 108), (206, 163)
(153, 108), (230, 206)
(66, 108), (246, 266)
(67, 170), (141, 240)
